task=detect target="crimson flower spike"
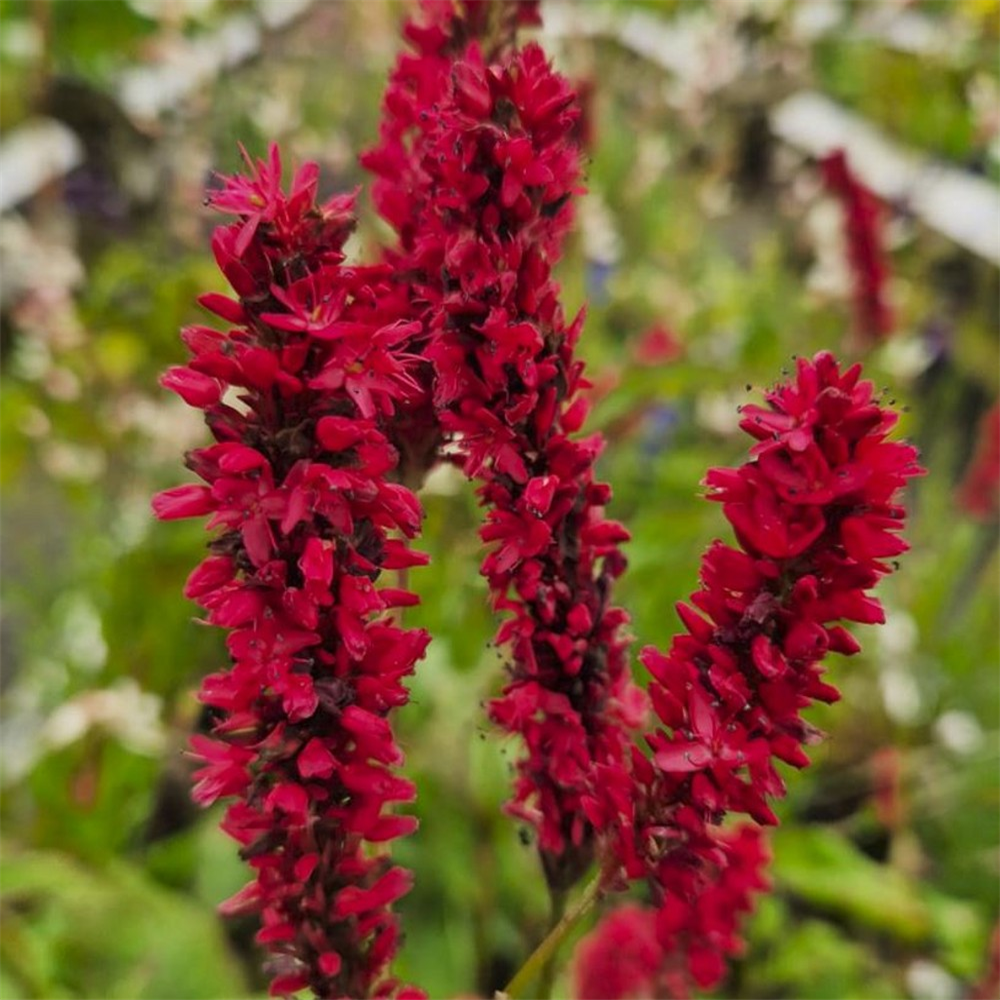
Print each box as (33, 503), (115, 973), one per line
(575, 827), (770, 1000)
(152, 145), (430, 1000)
(360, 1), (547, 485)
(576, 352), (924, 999)
(363, 1), (646, 894)
(821, 149), (894, 343)
(362, 0), (541, 254)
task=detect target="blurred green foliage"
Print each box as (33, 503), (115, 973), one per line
(1, 1), (997, 998)
(814, 39), (975, 165)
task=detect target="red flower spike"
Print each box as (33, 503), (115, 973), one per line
(581, 352), (921, 999)
(364, 1), (645, 887)
(153, 148), (429, 999)
(821, 149), (894, 342)
(574, 903), (665, 1000)
(575, 828), (770, 1000)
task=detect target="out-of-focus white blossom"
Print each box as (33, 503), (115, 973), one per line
(41, 679), (166, 757)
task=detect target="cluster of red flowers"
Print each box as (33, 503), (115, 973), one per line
(821, 148), (894, 342)
(153, 147), (430, 1000)
(576, 351), (924, 997)
(575, 826), (769, 1000)
(155, 4), (924, 998)
(363, 0), (541, 252)
(365, 0), (645, 885)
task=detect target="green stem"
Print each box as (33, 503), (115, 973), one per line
(536, 888), (568, 1000)
(939, 520), (999, 634)
(501, 873), (604, 1000)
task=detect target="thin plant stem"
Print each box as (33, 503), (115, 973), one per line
(939, 520), (999, 635)
(536, 887), (568, 1000)
(500, 873), (604, 1000)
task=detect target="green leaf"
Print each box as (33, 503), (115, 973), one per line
(0, 844), (249, 999)
(770, 826), (931, 943)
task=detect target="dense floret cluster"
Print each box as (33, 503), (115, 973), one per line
(154, 5), (922, 998)
(579, 352), (923, 996)
(154, 147), (429, 999)
(822, 149), (894, 342)
(575, 827), (769, 999)
(366, 0), (645, 885)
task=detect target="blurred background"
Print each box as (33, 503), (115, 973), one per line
(0, 1), (998, 997)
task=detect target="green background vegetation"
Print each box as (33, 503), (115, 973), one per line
(1, 1), (997, 997)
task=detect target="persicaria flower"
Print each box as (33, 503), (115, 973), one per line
(584, 351), (922, 997)
(631, 323), (684, 368)
(362, 0), (541, 250)
(153, 146), (429, 1000)
(366, 4), (645, 889)
(821, 148), (894, 342)
(154, 3), (929, 995)
(574, 903), (665, 1000)
(575, 826), (769, 1000)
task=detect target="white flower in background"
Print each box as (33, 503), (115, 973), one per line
(580, 190), (623, 267)
(2, 679), (166, 785)
(120, 394), (208, 464)
(879, 334), (937, 380)
(906, 959), (961, 1000)
(969, 71), (1000, 168)
(695, 389), (744, 436)
(934, 710), (985, 757)
(40, 441), (107, 484)
(804, 197), (852, 302)
(59, 594), (108, 674)
(0, 17), (41, 59)
(0, 218), (85, 366)
(126, 0), (217, 21)
(876, 609), (923, 724)
(41, 679), (166, 757)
